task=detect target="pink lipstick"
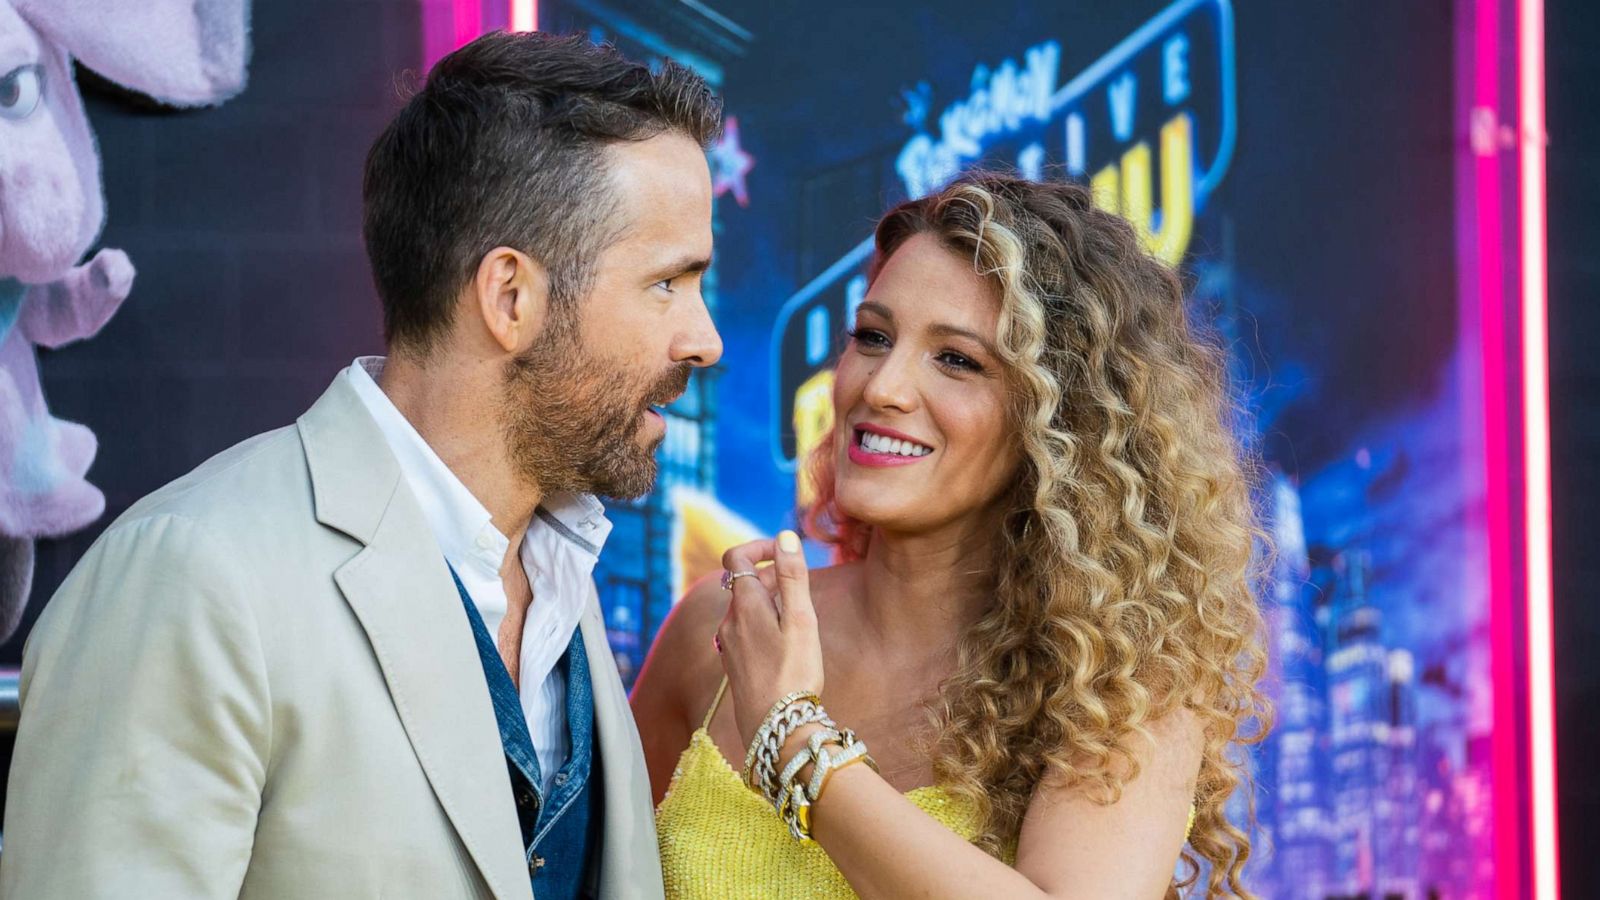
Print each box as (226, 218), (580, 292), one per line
(846, 423), (936, 468)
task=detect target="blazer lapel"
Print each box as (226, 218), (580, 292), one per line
(299, 376), (532, 900)
(580, 601), (665, 899)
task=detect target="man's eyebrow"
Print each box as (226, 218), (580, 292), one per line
(648, 254), (712, 281)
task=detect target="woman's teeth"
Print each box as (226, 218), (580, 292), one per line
(859, 431), (932, 457)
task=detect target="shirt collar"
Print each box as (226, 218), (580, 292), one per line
(345, 357), (612, 574)
(532, 492), (612, 558)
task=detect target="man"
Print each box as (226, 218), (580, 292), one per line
(1, 31), (721, 899)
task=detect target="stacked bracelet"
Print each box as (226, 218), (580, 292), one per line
(750, 699), (836, 803)
(741, 690), (819, 789)
(806, 734), (873, 801)
(742, 691), (877, 841)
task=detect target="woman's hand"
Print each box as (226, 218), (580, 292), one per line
(714, 530), (825, 750)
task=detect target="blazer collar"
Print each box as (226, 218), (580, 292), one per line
(297, 372), (404, 546)
(298, 372), (535, 900)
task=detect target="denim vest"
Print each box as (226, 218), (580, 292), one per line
(450, 566), (601, 899)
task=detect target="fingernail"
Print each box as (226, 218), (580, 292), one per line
(778, 530), (801, 553)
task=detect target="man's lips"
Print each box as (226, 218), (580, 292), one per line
(644, 393), (681, 418)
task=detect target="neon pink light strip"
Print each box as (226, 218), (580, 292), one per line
(1472, 1), (1519, 896)
(425, 2), (537, 71)
(421, 1), (476, 70)
(1519, 0), (1558, 895)
(453, 1), (483, 57)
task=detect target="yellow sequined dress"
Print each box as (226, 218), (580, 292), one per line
(656, 679), (1011, 899)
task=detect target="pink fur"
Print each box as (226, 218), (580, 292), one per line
(0, 0), (250, 637)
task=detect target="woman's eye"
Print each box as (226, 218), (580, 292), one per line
(847, 328), (889, 348)
(937, 351), (982, 373)
(0, 66), (43, 120)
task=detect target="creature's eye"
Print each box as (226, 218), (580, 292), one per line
(0, 66), (42, 120)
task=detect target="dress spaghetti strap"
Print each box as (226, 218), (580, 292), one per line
(702, 676), (730, 731)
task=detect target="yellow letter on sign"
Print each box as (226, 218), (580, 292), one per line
(1088, 112), (1195, 266)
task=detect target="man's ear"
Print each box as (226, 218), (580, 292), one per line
(472, 247), (550, 354)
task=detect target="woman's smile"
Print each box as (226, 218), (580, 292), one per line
(846, 423), (936, 468)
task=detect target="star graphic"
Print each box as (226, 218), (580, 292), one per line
(709, 116), (754, 207)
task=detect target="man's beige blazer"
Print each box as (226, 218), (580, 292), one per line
(0, 375), (665, 899)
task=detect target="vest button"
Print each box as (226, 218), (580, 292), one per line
(518, 790), (534, 807)
(529, 854), (545, 875)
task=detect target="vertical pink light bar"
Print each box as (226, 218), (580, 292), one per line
(511, 0), (538, 32)
(422, 2), (457, 70)
(1473, 1), (1519, 896)
(454, 0), (483, 52)
(424, 0), (482, 71)
(1519, 0), (1558, 895)
(428, 1), (520, 72)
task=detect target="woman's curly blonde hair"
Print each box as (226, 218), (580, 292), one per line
(804, 172), (1270, 897)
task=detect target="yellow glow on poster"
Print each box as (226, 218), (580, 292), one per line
(792, 368), (835, 507)
(672, 487), (764, 600)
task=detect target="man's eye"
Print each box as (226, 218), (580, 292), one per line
(653, 279), (675, 293)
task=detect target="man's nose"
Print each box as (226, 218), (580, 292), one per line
(672, 294), (723, 368)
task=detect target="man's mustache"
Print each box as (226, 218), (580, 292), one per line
(646, 364), (692, 408)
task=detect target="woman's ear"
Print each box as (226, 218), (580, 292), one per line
(473, 247), (551, 354)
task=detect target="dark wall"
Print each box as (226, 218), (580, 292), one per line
(1, 1), (420, 662)
(1548, 0), (1600, 888)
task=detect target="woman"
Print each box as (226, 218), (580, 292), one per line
(631, 172), (1268, 899)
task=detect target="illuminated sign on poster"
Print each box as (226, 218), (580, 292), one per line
(770, 0), (1237, 485)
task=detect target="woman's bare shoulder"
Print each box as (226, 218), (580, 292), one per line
(665, 572), (733, 653)
(631, 572), (731, 722)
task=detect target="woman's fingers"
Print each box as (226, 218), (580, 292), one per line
(721, 539), (782, 629)
(716, 531), (827, 743)
(772, 530), (814, 630)
(721, 539), (775, 574)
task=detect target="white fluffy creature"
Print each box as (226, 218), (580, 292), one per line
(0, 0), (250, 638)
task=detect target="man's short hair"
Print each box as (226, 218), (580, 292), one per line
(362, 31), (723, 354)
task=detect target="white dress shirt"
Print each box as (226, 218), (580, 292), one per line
(347, 357), (613, 798)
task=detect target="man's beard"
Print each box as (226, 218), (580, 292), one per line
(500, 318), (690, 501)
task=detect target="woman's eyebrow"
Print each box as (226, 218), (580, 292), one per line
(927, 323), (998, 356)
